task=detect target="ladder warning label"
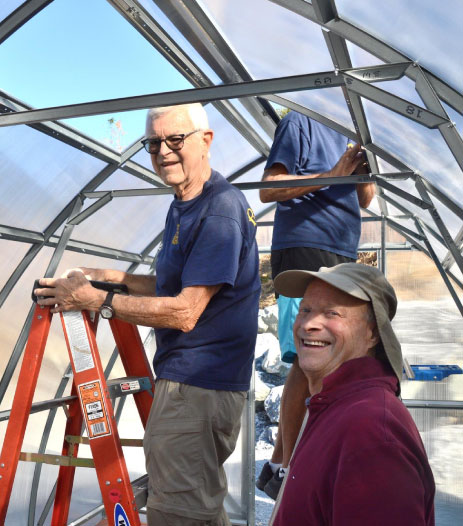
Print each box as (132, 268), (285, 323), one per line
(63, 311), (95, 373)
(78, 380), (111, 439)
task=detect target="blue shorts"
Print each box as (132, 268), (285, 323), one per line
(277, 295), (301, 363)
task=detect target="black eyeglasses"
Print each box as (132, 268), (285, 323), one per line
(141, 129), (200, 154)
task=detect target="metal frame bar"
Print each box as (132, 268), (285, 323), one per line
(0, 92), (165, 187)
(0, 225), (155, 265)
(0, 64), (411, 128)
(0, 196), (83, 405)
(268, 0), (463, 112)
(151, 0), (279, 136)
(403, 400), (463, 410)
(415, 67), (463, 173)
(415, 176), (463, 275)
(263, 93), (415, 174)
(343, 73), (448, 129)
(105, 0), (271, 156)
(322, 29), (390, 218)
(0, 0), (53, 44)
(414, 219), (463, 316)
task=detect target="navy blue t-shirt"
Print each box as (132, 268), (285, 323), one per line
(265, 112), (361, 259)
(153, 170), (260, 391)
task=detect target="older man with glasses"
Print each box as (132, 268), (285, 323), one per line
(35, 103), (261, 526)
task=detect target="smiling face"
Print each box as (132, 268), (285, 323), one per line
(146, 107), (213, 200)
(293, 279), (379, 392)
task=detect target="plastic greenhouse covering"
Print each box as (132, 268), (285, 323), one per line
(0, 0), (462, 524)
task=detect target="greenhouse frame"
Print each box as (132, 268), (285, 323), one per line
(0, 0), (462, 524)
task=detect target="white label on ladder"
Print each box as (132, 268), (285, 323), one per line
(62, 311), (95, 372)
(78, 380), (111, 439)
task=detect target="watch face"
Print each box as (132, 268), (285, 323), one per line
(100, 306), (114, 319)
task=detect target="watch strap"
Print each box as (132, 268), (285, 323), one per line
(102, 291), (115, 308)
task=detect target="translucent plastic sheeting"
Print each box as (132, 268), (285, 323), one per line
(408, 409), (463, 523)
(95, 167), (156, 192)
(449, 260), (463, 284)
(363, 98), (463, 204)
(427, 234), (463, 284)
(374, 77), (426, 107)
(129, 147), (154, 171)
(234, 162), (269, 225)
(0, 125), (106, 231)
(346, 41), (387, 69)
(443, 102), (463, 138)
(0, 0), (23, 22)
(69, 168), (172, 253)
(336, 0), (463, 92)
(229, 98), (273, 142)
(138, 0), (222, 85)
(359, 217), (408, 248)
(0, 240), (32, 291)
(0, 246), (52, 411)
(202, 0), (335, 80)
(70, 191), (173, 254)
(363, 194), (381, 216)
(384, 178), (463, 241)
(205, 102), (263, 177)
(387, 250), (463, 396)
(275, 88), (355, 134)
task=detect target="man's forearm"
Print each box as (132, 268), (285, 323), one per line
(81, 268), (156, 296)
(109, 284), (220, 331)
(356, 182), (376, 209)
(259, 173), (328, 203)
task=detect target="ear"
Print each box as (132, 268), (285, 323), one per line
(368, 325), (380, 351)
(202, 129), (214, 150)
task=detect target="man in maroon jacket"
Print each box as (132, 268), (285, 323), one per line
(269, 263), (435, 526)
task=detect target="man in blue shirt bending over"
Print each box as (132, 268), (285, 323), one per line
(256, 110), (375, 499)
(36, 103), (261, 526)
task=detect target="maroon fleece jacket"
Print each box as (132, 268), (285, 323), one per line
(273, 357), (435, 526)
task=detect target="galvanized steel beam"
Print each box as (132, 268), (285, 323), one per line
(269, 0), (463, 112)
(0, 0), (53, 44)
(106, 0), (270, 155)
(152, 0), (279, 136)
(0, 64), (410, 128)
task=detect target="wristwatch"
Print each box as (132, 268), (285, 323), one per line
(99, 291), (115, 319)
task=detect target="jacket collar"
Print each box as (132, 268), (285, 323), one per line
(309, 357), (398, 407)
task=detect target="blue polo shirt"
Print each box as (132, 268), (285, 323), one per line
(153, 170), (260, 391)
(266, 112), (361, 259)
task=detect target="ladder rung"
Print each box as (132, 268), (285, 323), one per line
(19, 452), (94, 468)
(0, 376), (152, 423)
(107, 376), (153, 398)
(65, 436), (143, 447)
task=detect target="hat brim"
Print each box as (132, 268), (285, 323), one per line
(274, 269), (370, 301)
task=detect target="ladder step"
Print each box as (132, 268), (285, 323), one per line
(0, 376), (152, 423)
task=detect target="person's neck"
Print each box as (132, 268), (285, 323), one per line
(176, 165), (212, 201)
(307, 377), (322, 396)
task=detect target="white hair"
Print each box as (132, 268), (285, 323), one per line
(145, 103), (209, 136)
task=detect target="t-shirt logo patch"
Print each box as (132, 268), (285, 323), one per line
(172, 223), (180, 245)
(247, 208), (256, 227)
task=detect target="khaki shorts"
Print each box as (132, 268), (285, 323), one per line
(143, 379), (246, 524)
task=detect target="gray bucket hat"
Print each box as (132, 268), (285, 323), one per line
(274, 262), (403, 388)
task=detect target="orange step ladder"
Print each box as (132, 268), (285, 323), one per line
(0, 281), (155, 525)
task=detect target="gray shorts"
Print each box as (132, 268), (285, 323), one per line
(143, 379), (246, 524)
